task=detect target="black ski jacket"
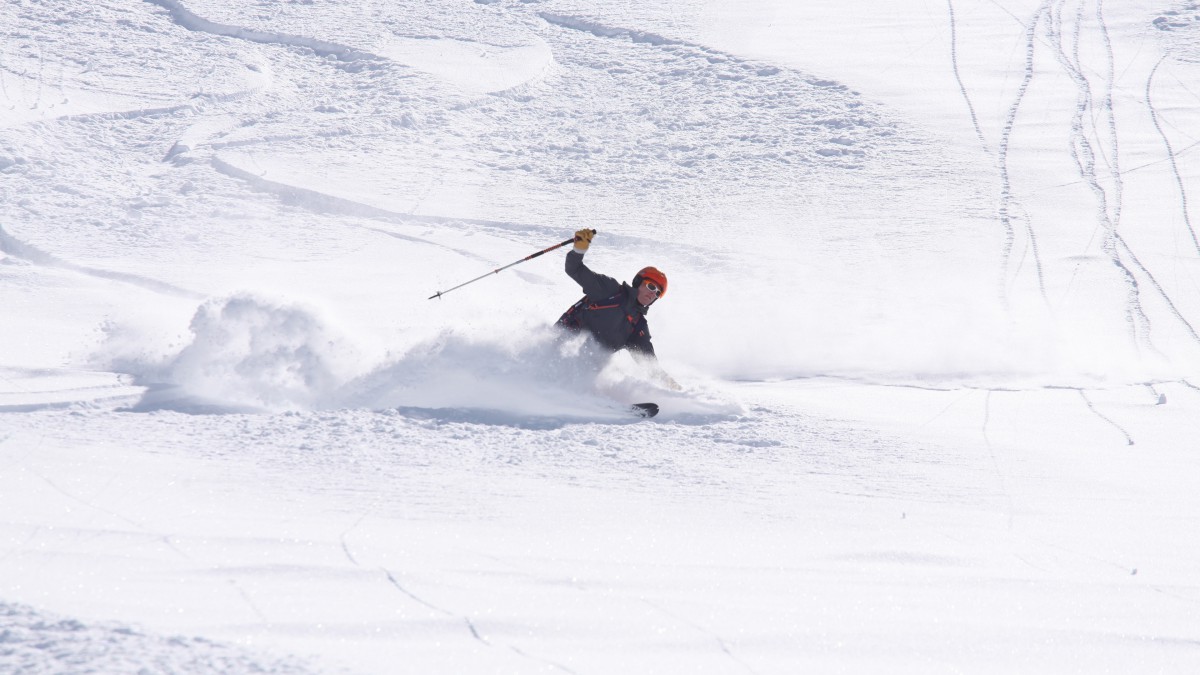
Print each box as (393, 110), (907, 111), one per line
(558, 250), (655, 357)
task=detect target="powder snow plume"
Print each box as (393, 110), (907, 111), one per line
(101, 294), (737, 421)
(111, 294), (360, 413)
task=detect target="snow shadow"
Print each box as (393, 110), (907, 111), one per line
(388, 405), (645, 430)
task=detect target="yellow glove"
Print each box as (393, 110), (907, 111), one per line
(573, 228), (594, 252)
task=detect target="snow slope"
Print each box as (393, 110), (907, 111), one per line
(3, 0), (1200, 672)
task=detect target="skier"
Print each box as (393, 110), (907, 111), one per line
(556, 229), (681, 390)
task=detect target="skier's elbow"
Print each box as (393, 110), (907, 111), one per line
(565, 250), (584, 274)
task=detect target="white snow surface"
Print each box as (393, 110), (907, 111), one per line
(2, 0), (1200, 672)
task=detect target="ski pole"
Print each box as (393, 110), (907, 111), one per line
(428, 230), (595, 300)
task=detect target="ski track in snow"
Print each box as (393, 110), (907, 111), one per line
(340, 513), (503, 656)
(946, 0), (989, 154)
(1115, 235), (1200, 345)
(380, 554), (577, 672)
(0, 2), (267, 128)
(1146, 53), (1200, 256)
(1075, 388), (1135, 446)
(1045, 0), (1154, 351)
(26, 467), (189, 559)
(0, 223), (202, 299)
(144, 0), (387, 66)
(979, 390), (1016, 530)
(990, 0), (1200, 356)
(1093, 0), (1123, 232)
(7, 463), (301, 651)
(640, 599), (758, 675)
(129, 2), (758, 270)
(996, 3), (1050, 306)
(208, 152), (578, 266)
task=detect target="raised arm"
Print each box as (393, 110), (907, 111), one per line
(564, 230), (623, 299)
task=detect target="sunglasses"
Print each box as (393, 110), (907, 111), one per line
(642, 281), (661, 297)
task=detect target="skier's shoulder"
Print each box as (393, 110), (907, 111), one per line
(589, 283), (631, 305)
(568, 255), (622, 296)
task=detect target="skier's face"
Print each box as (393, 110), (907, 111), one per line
(637, 281), (660, 307)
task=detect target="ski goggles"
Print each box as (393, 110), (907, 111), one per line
(643, 281), (662, 297)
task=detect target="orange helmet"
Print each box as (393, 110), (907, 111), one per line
(633, 266), (667, 298)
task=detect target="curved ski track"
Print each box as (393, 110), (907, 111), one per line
(1045, 0), (1154, 353)
(336, 500), (578, 673)
(947, 0), (990, 153)
(370, 557), (577, 672)
(130, 1), (753, 273)
(1093, 0), (1123, 232)
(995, 3), (1051, 306)
(0, 224), (202, 299)
(1078, 389), (1135, 445)
(143, 0), (386, 67)
(1146, 54), (1200, 256)
(990, 1), (1200, 355)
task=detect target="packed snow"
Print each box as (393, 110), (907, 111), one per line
(3, 0), (1200, 672)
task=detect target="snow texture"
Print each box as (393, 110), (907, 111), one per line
(3, 0), (1200, 672)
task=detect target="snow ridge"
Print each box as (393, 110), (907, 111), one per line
(144, 0), (386, 65)
(540, 12), (693, 50)
(0, 224), (201, 299)
(210, 154), (554, 242)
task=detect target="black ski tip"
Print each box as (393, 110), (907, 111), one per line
(631, 402), (659, 418)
